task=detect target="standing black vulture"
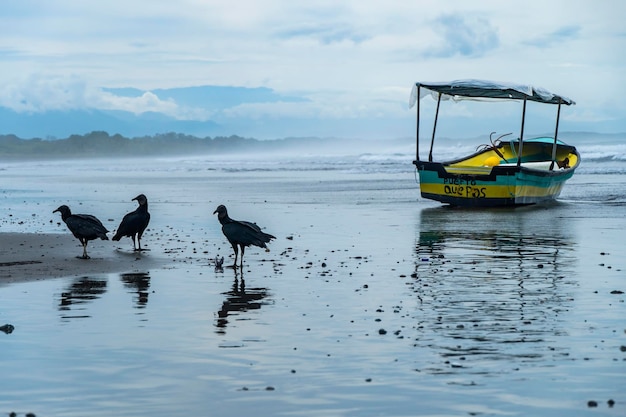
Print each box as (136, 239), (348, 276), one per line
(213, 204), (276, 269)
(112, 194), (151, 251)
(53, 205), (109, 259)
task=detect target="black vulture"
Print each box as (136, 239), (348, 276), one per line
(53, 205), (109, 259)
(112, 194), (151, 251)
(213, 204), (276, 269)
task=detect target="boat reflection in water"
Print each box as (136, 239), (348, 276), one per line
(215, 272), (272, 335)
(412, 206), (577, 375)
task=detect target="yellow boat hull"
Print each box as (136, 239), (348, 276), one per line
(415, 138), (579, 207)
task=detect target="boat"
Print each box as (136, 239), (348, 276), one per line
(410, 79), (580, 207)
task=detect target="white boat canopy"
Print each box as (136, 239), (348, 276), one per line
(409, 79), (575, 108)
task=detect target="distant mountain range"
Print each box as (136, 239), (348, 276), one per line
(0, 107), (222, 139)
(103, 85), (306, 110)
(0, 85), (308, 139)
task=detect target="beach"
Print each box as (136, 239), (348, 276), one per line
(1, 155), (625, 416)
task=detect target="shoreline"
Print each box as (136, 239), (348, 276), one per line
(0, 232), (169, 285)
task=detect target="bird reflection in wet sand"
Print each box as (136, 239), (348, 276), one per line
(121, 272), (151, 309)
(58, 276), (108, 319)
(215, 272), (270, 334)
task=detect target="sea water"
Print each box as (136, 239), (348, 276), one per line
(1, 136), (625, 417)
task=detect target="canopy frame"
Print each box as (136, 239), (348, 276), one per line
(412, 79), (574, 165)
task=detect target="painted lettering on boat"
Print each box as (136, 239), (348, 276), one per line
(443, 178), (486, 198)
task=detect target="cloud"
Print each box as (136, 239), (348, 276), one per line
(0, 74), (92, 112)
(276, 24), (369, 45)
(425, 13), (499, 58)
(96, 91), (181, 116)
(524, 25), (581, 48)
(0, 73), (184, 117)
(0, 2), (624, 136)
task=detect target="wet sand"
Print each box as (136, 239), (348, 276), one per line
(0, 233), (168, 284)
(1, 158), (625, 416)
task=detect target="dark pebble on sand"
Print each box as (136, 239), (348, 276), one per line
(0, 324), (15, 334)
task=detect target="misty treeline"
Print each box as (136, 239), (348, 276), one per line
(0, 131), (298, 160)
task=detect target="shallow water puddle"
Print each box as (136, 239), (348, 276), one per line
(2, 229), (624, 417)
(1, 162), (625, 416)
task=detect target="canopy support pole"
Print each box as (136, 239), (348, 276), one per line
(517, 98), (527, 167)
(415, 85), (420, 162)
(550, 99), (562, 170)
(429, 92), (441, 162)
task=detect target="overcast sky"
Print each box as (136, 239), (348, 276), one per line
(1, 0), (625, 137)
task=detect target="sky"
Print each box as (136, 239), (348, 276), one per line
(1, 0), (625, 139)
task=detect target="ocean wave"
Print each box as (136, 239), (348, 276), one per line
(6, 141), (625, 177)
